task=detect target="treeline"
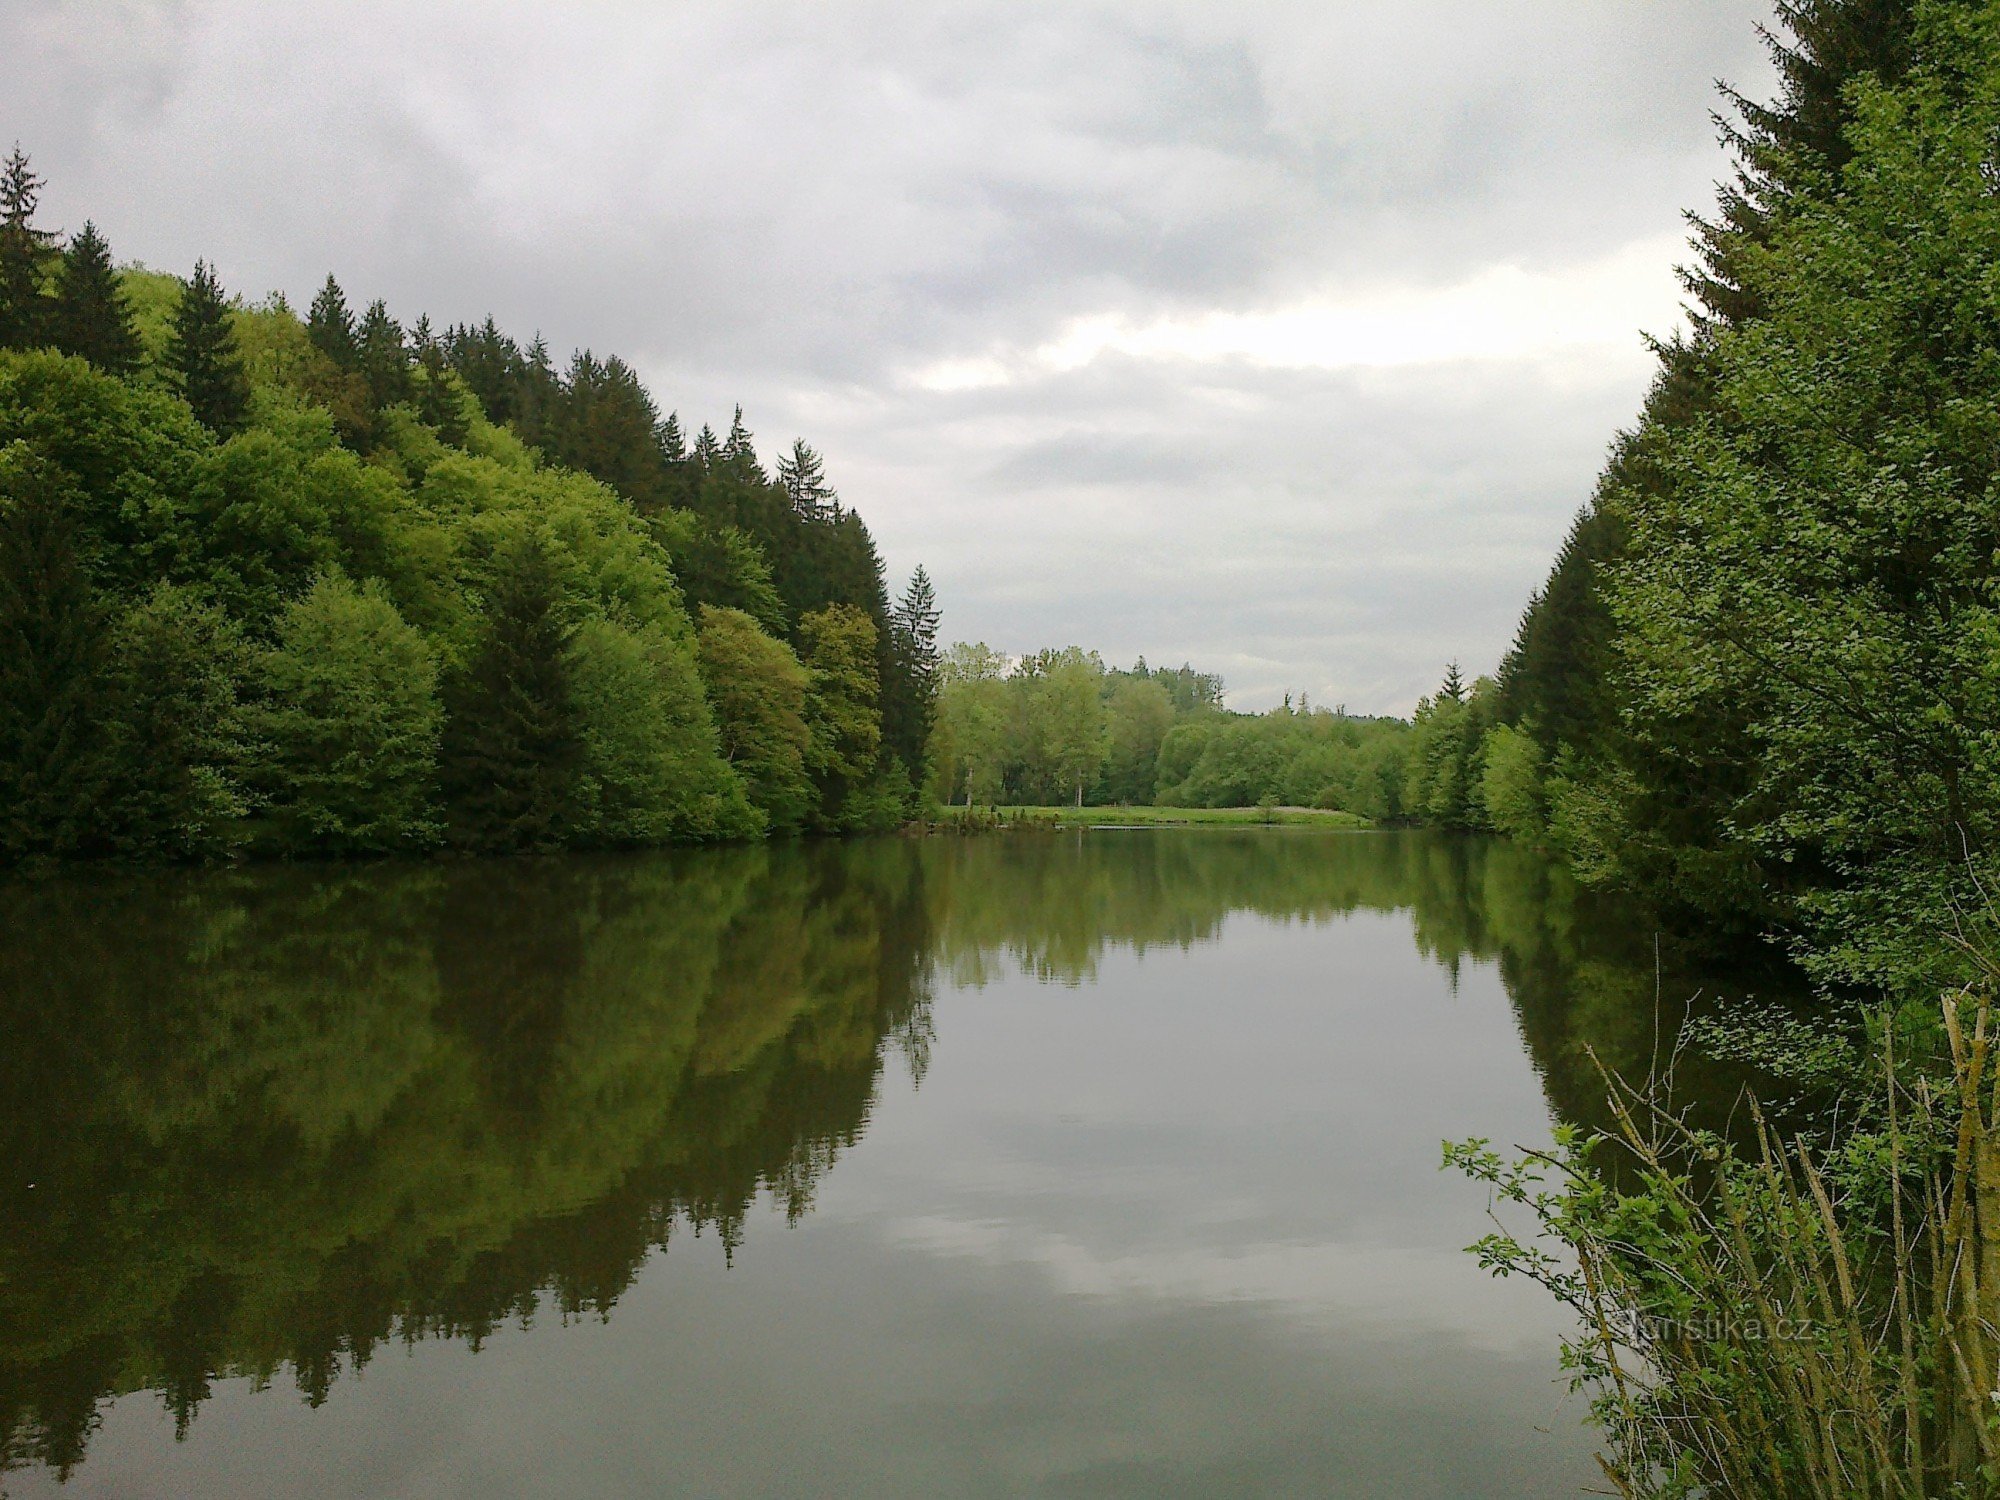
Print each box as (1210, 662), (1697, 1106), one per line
(0, 150), (939, 860)
(928, 643), (1513, 825)
(1467, 0), (2000, 1005)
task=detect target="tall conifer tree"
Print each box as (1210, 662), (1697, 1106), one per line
(440, 536), (581, 851)
(777, 440), (835, 520)
(307, 274), (358, 369)
(167, 260), (249, 437)
(355, 299), (411, 411)
(51, 221), (140, 375)
(0, 145), (56, 352)
(411, 314), (467, 443)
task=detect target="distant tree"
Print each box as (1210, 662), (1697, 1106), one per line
(930, 641), (1010, 805)
(439, 535), (581, 851)
(1102, 677), (1174, 804)
(659, 411), (687, 462)
(306, 274), (358, 369)
(650, 510), (786, 634)
(253, 572), (442, 853)
(167, 260), (249, 436)
(546, 351), (671, 509)
(1440, 660), (1466, 703)
(0, 145), (56, 352)
(692, 422), (722, 468)
(1477, 722), (1545, 843)
(1033, 648), (1107, 806)
(882, 564), (941, 782)
(721, 404), (762, 479)
(512, 332), (559, 444)
(50, 222), (140, 375)
(696, 604), (814, 831)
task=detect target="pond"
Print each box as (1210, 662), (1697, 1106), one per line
(0, 830), (1784, 1497)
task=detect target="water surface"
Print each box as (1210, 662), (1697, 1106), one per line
(0, 831), (1775, 1497)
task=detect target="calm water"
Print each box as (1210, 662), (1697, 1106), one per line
(0, 831), (1778, 1498)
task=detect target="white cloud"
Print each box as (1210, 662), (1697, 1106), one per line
(909, 234), (1688, 392)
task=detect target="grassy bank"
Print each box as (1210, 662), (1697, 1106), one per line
(928, 805), (1372, 830)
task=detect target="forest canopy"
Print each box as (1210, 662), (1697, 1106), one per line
(0, 149), (941, 859)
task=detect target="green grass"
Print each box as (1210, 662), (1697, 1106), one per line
(931, 804), (1372, 829)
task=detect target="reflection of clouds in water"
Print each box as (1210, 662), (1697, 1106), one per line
(876, 1212), (1565, 1355)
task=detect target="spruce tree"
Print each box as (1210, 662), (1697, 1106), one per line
(721, 405), (763, 480)
(660, 411), (686, 462)
(777, 439), (835, 520)
(0, 453), (108, 858)
(355, 298), (411, 411)
(512, 333), (558, 445)
(0, 145), (57, 352)
(1440, 660), (1465, 703)
(1494, 0), (1921, 914)
(882, 564), (941, 778)
(448, 315), (522, 423)
(411, 314), (467, 443)
(440, 535), (581, 851)
(167, 260), (249, 437)
(51, 221), (141, 375)
(307, 274), (358, 369)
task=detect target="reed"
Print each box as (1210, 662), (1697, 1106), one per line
(1449, 986), (2000, 1498)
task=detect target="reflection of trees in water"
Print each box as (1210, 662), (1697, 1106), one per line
(0, 843), (936, 1477)
(0, 831), (1783, 1478)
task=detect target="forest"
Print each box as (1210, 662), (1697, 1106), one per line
(925, 643), (1478, 824)
(0, 150), (941, 860)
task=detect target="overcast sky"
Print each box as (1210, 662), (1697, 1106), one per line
(6, 1), (1776, 713)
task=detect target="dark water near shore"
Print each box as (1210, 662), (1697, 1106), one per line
(0, 830), (1784, 1498)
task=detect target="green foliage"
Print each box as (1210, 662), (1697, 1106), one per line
(1605, 6), (2000, 997)
(439, 536), (582, 852)
(97, 583), (249, 859)
(1477, 722), (1545, 843)
(0, 160), (931, 862)
(799, 603), (883, 827)
(0, 449), (109, 857)
(167, 260), (250, 438)
(0, 350), (208, 593)
(0, 146), (55, 353)
(696, 605), (814, 831)
(1153, 705), (1410, 819)
(1403, 672), (1494, 830)
(1101, 677), (1174, 804)
(649, 509), (786, 633)
(50, 223), (140, 376)
(1028, 648), (1105, 807)
(1448, 988), (2000, 1499)
(569, 615), (758, 845)
(250, 572), (441, 854)
(930, 641), (1010, 805)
